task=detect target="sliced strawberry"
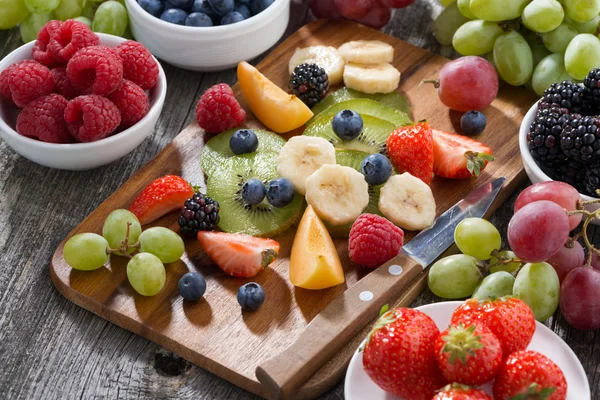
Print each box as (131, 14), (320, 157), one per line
(129, 175), (194, 225)
(432, 129), (494, 180)
(386, 121), (434, 185)
(197, 231), (280, 278)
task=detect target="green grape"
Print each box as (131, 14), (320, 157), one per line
(81, 3), (96, 19)
(542, 23), (579, 53)
(524, 31), (551, 65)
(54, 0), (82, 20)
(563, 0), (600, 23)
(513, 262), (560, 321)
(452, 20), (503, 56)
(493, 31), (534, 86)
(73, 16), (92, 27)
(532, 53), (568, 95)
(565, 15), (600, 33)
(24, 0), (60, 13)
(522, 0), (565, 33)
(565, 33), (600, 80)
(123, 24), (133, 40)
(139, 227), (185, 264)
(102, 209), (142, 255)
(64, 233), (110, 271)
(457, 0), (476, 19)
(469, 0), (530, 22)
(127, 253), (166, 296)
(0, 0), (30, 30)
(92, 1), (128, 37)
(427, 254), (483, 299)
(489, 250), (521, 274)
(441, 0), (457, 6)
(19, 12), (52, 43)
(434, 3), (471, 46)
(472, 271), (515, 300)
(454, 218), (501, 260)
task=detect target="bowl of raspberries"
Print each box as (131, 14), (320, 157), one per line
(0, 19), (167, 170)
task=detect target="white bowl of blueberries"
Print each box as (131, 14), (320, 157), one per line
(125, 0), (290, 71)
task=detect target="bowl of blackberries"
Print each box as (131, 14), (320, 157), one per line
(125, 0), (290, 71)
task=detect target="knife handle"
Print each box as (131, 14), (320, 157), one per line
(255, 252), (423, 399)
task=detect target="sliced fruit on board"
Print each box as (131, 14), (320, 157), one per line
(311, 98), (410, 127)
(206, 151), (304, 237)
(343, 63), (401, 95)
(288, 45), (345, 86)
(197, 231), (280, 278)
(200, 128), (286, 177)
(129, 175), (194, 225)
(432, 129), (494, 180)
(387, 121), (434, 185)
(237, 61), (313, 133)
(289, 205), (345, 290)
(311, 87), (411, 118)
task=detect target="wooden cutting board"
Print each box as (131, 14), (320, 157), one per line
(50, 19), (538, 400)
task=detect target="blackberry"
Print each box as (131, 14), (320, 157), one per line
(540, 81), (589, 115)
(583, 68), (600, 107)
(289, 63), (329, 108)
(542, 160), (584, 188)
(178, 192), (220, 238)
(527, 104), (570, 168)
(559, 114), (600, 163)
(580, 164), (600, 198)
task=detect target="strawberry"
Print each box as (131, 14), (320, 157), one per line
(386, 121), (434, 185)
(450, 298), (536, 358)
(493, 350), (567, 400)
(432, 129), (494, 179)
(362, 307), (447, 400)
(197, 231), (279, 278)
(129, 175), (194, 225)
(432, 383), (492, 400)
(434, 323), (502, 386)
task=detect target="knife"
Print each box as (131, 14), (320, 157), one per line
(255, 176), (506, 399)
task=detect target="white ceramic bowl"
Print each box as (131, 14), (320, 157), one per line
(0, 33), (167, 170)
(125, 0), (290, 71)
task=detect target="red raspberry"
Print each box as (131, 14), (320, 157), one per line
(48, 19), (99, 63)
(195, 83), (246, 134)
(349, 214), (404, 268)
(0, 64), (15, 102)
(32, 20), (63, 67)
(108, 80), (150, 128)
(16, 93), (72, 143)
(8, 60), (55, 108)
(66, 45), (123, 96)
(115, 40), (159, 90)
(51, 67), (79, 99)
(64, 95), (121, 142)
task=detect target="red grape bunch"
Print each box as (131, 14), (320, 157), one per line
(310, 0), (416, 30)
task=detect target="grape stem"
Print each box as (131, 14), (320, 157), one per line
(485, 249), (522, 275)
(420, 79), (440, 89)
(565, 203), (600, 268)
(106, 221), (140, 258)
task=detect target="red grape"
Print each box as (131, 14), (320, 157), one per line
(515, 181), (582, 231)
(560, 267), (600, 330)
(353, 1), (391, 29)
(334, 0), (373, 20)
(546, 240), (585, 282)
(427, 56), (499, 112)
(592, 253), (600, 270)
(379, 0), (415, 7)
(507, 200), (570, 263)
(310, 0), (341, 19)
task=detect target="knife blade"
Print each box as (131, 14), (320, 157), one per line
(255, 177), (506, 400)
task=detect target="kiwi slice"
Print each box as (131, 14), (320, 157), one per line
(304, 113), (395, 154)
(200, 128), (286, 177)
(206, 151), (303, 237)
(312, 88), (411, 118)
(309, 98), (411, 127)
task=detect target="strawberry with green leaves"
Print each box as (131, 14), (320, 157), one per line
(432, 383), (492, 400)
(432, 129), (494, 179)
(386, 121), (434, 185)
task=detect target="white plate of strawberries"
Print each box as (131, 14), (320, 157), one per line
(345, 300), (590, 400)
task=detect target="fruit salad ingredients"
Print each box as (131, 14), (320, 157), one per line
(64, 233), (110, 271)
(289, 63), (329, 108)
(454, 218), (501, 261)
(348, 214), (404, 268)
(102, 209), (143, 254)
(178, 192), (220, 238)
(386, 121), (434, 185)
(343, 62), (400, 94)
(522, 0), (564, 34)
(64, 94), (121, 141)
(108, 80), (150, 128)
(129, 175), (195, 225)
(460, 111), (487, 136)
(237, 282), (266, 311)
(230, 129), (259, 155)
(432, 129), (494, 179)
(560, 267), (600, 330)
(178, 272), (207, 301)
(115, 40), (159, 90)
(337, 40), (394, 64)
(332, 110), (363, 141)
(428, 254), (483, 299)
(565, 34), (600, 81)
(66, 45), (123, 95)
(431, 384), (492, 400)
(378, 172), (436, 231)
(92, 0), (128, 36)
(265, 178), (296, 208)
(288, 46), (345, 86)
(127, 252), (166, 296)
(312, 87), (411, 117)
(195, 83), (246, 134)
(0, 0), (29, 30)
(546, 241), (585, 282)
(50, 66), (78, 99)
(197, 231), (279, 278)
(289, 205), (345, 289)
(16, 93), (72, 143)
(139, 227), (185, 264)
(360, 153), (392, 186)
(489, 250), (521, 274)
(50, 19), (100, 63)
(7, 60), (55, 107)
(241, 179), (266, 206)
(472, 271), (515, 299)
(513, 262), (560, 321)
(493, 31), (534, 86)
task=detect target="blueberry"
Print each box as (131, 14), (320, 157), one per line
(207, 0), (234, 15)
(460, 110), (487, 136)
(237, 282), (265, 311)
(360, 154), (393, 186)
(178, 272), (207, 301)
(160, 8), (189, 24)
(249, 0), (273, 15)
(192, 0), (217, 18)
(230, 129), (259, 154)
(237, 0), (250, 4)
(166, 0), (194, 11)
(332, 110), (363, 141)
(266, 178), (295, 208)
(233, 3), (250, 18)
(137, 0), (164, 17)
(221, 10), (245, 24)
(242, 179), (266, 205)
(185, 12), (213, 26)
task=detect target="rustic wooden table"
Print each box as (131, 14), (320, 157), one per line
(0, 1), (598, 399)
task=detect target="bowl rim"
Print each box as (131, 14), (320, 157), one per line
(125, 0), (288, 33)
(0, 32), (167, 151)
(519, 100), (594, 201)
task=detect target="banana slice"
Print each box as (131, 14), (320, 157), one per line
(343, 63), (401, 94)
(379, 173), (436, 231)
(277, 136), (336, 196)
(338, 40), (394, 64)
(305, 164), (369, 226)
(288, 46), (345, 86)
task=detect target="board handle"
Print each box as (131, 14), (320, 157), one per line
(255, 252), (423, 399)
